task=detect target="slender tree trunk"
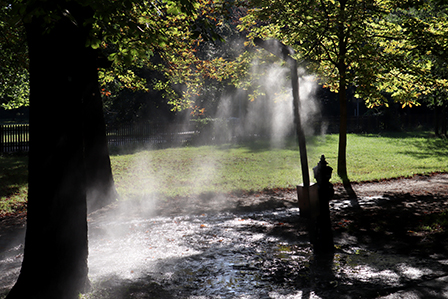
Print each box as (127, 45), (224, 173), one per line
(7, 3), (95, 298)
(434, 103), (447, 137)
(337, 77), (355, 198)
(442, 103), (447, 137)
(336, 0), (356, 199)
(337, 80), (348, 180)
(435, 108), (440, 136)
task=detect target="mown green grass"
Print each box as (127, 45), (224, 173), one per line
(1, 132), (448, 214)
(112, 141), (303, 199)
(113, 132), (448, 199)
(308, 132), (448, 182)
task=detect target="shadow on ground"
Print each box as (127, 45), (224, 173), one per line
(77, 183), (448, 299)
(2, 176), (448, 299)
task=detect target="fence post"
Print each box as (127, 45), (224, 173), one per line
(0, 125), (3, 153)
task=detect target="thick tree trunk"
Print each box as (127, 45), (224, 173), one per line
(83, 69), (118, 213)
(7, 3), (95, 298)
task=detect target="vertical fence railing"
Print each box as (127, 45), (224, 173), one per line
(105, 123), (194, 146)
(0, 115), (435, 153)
(0, 124), (30, 153)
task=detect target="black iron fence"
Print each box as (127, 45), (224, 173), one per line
(0, 114), (435, 153)
(106, 123), (195, 147)
(0, 123), (196, 153)
(0, 124), (29, 153)
(321, 114), (434, 134)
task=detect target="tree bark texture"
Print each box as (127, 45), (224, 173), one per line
(337, 71), (356, 198)
(7, 2), (100, 298)
(83, 67), (118, 213)
(336, 1), (356, 198)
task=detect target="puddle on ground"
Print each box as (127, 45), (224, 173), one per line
(1, 198), (448, 298)
(85, 203), (448, 298)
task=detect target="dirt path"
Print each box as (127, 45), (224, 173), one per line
(348, 173), (448, 198)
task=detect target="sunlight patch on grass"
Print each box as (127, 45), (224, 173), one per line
(112, 144), (302, 198)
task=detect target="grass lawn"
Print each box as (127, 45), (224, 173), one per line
(1, 131), (448, 215)
(113, 131), (448, 199)
(0, 154), (28, 216)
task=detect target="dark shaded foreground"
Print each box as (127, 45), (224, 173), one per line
(1, 174), (448, 298)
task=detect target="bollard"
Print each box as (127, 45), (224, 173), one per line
(311, 155), (335, 253)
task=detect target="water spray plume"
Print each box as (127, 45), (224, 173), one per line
(254, 38), (312, 218)
(86, 37), (322, 297)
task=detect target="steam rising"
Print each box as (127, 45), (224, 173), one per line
(0, 56), (327, 298)
(86, 59), (322, 291)
(240, 63), (319, 147)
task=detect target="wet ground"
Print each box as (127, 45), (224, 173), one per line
(1, 174), (448, 298)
